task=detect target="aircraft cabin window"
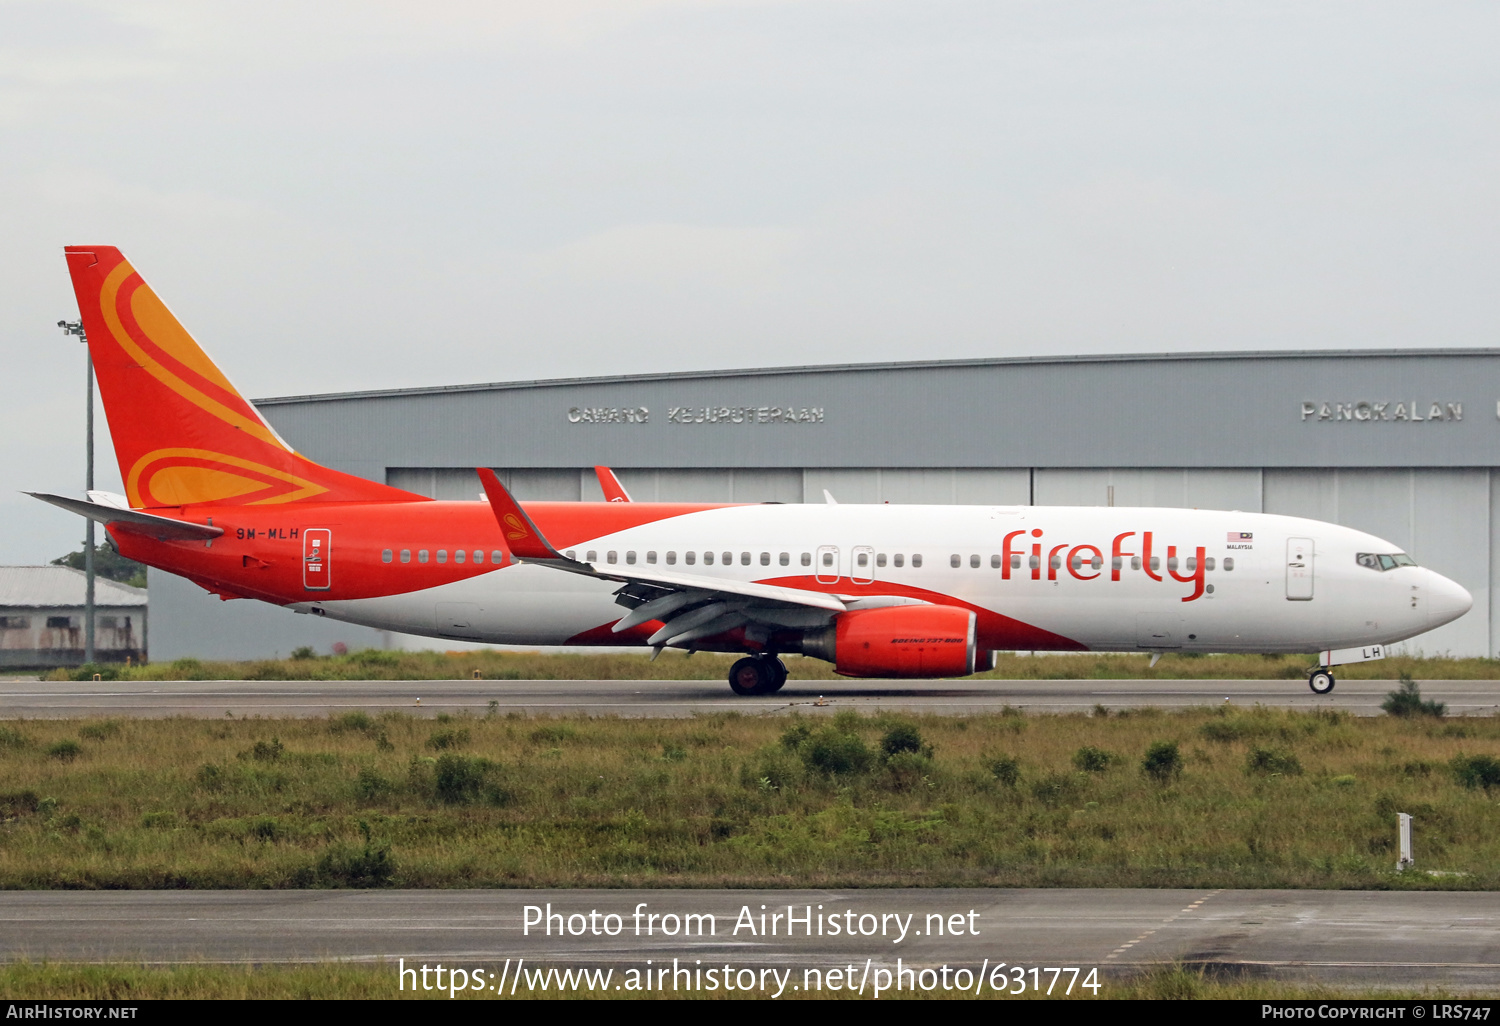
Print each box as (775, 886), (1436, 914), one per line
(1185, 557), (1196, 572)
(418, 549), (429, 564)
(1131, 556), (1141, 571)
(1166, 556), (1178, 572)
(1070, 555), (1082, 571)
(760, 552), (771, 566)
(626, 551), (636, 565)
(607, 551), (618, 565)
(382, 549), (393, 563)
(1112, 556), (1122, 571)
(646, 551), (657, 564)
(741, 552), (751, 566)
(1091, 557), (1103, 570)
(970, 554), (980, 569)
(454, 549), (466, 564)
(1011, 555), (1021, 570)
(1393, 553), (1417, 567)
(1049, 555), (1061, 571)
(474, 550), (485, 564)
(1223, 557), (1235, 571)
(666, 551), (677, 565)
(821, 551), (834, 567)
(723, 552), (733, 565)
(1204, 557), (1215, 571)
(911, 554), (923, 568)
(686, 552), (696, 565)
(436, 550), (448, 564)
(894, 554), (905, 567)
(1029, 555), (1040, 570)
(565, 550), (576, 560)
(704, 552), (714, 566)
(878, 554), (888, 568)
(397, 548), (410, 562)
(1149, 556), (1160, 571)
(585, 550), (598, 562)
(780, 552), (790, 566)
(801, 553), (812, 566)
(950, 554), (961, 568)
(857, 552), (869, 567)
(990, 555), (1001, 569)
(491, 550), (504, 564)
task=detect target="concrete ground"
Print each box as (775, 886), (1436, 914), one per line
(0, 889), (1494, 993)
(0, 676), (1496, 718)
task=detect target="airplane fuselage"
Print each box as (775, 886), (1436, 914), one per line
(111, 500), (1468, 656)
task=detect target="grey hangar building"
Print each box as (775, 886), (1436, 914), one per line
(149, 349), (1500, 662)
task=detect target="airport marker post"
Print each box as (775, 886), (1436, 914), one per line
(1396, 813), (1414, 872)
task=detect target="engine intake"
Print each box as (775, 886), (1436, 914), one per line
(800, 605), (977, 678)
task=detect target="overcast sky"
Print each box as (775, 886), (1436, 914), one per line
(2, 1), (1497, 563)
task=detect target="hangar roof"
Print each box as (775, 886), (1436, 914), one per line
(0, 567), (148, 608)
(256, 348), (1500, 405)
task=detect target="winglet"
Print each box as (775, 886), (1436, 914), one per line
(594, 466), (632, 503)
(476, 469), (563, 560)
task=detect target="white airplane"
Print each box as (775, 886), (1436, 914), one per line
(36, 246), (1473, 696)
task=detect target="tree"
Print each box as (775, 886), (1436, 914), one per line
(51, 541), (147, 589)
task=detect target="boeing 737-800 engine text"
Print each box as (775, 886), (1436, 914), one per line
(32, 247), (1472, 696)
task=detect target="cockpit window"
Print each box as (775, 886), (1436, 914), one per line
(1357, 552), (1417, 571)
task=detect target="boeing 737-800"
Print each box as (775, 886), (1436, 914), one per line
(32, 247), (1472, 696)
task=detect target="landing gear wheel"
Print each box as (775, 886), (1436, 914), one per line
(1308, 669), (1336, 695)
(762, 657), (788, 694)
(728, 657), (773, 696)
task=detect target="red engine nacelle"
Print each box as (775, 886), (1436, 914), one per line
(801, 605), (978, 678)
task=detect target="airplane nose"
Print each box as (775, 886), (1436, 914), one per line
(1426, 571), (1473, 628)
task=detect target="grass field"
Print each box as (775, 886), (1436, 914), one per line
(41, 649), (1500, 682)
(0, 705), (1496, 889)
(0, 960), (1467, 1000)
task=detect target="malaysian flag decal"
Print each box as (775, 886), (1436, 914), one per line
(1228, 532), (1253, 542)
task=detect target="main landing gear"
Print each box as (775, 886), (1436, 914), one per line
(1308, 668), (1336, 695)
(728, 655), (788, 696)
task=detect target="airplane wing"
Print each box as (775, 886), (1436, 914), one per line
(27, 491), (224, 542)
(593, 466), (632, 502)
(477, 468), (845, 648)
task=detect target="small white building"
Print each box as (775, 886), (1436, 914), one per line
(0, 567), (147, 669)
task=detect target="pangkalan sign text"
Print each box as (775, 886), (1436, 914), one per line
(1301, 401), (1462, 423)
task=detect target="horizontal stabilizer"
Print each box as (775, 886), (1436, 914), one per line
(26, 491), (223, 540)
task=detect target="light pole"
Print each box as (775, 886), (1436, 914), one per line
(58, 319), (94, 666)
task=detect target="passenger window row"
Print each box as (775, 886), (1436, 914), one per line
(556, 550), (926, 569)
(856, 552), (921, 568)
(381, 548), (504, 565)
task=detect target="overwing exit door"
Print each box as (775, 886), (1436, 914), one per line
(815, 545), (840, 584)
(1286, 537), (1314, 601)
(303, 529), (331, 590)
(851, 546), (875, 585)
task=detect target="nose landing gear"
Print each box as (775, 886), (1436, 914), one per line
(1308, 668), (1336, 694)
(727, 655), (788, 696)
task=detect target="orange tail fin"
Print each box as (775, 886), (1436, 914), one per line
(64, 246), (422, 509)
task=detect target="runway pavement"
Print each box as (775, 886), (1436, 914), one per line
(0, 889), (1494, 993)
(0, 677), (1497, 718)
